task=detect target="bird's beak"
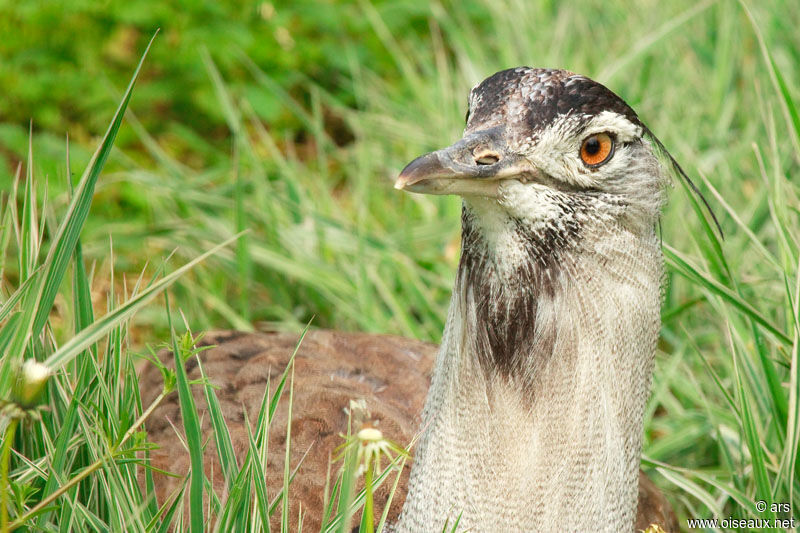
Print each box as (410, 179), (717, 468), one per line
(395, 127), (539, 197)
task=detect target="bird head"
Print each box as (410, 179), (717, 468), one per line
(396, 67), (668, 249)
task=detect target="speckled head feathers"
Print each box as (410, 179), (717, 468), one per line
(466, 67), (640, 138)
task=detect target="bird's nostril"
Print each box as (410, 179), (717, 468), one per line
(473, 150), (500, 165)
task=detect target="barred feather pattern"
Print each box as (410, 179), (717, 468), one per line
(395, 201), (663, 532)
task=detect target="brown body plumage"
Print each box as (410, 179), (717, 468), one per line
(141, 330), (677, 531)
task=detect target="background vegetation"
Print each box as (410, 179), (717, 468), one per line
(0, 0), (798, 531)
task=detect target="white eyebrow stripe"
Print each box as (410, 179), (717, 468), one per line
(582, 111), (642, 141)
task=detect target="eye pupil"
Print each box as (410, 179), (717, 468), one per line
(580, 132), (614, 167)
(585, 137), (600, 155)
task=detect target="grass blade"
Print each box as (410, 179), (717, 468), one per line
(167, 308), (205, 533)
(44, 233), (242, 370)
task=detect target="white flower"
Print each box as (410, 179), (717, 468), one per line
(16, 359), (51, 407)
(357, 427), (383, 443)
(22, 360), (50, 385)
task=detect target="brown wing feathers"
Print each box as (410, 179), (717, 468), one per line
(141, 329), (677, 531)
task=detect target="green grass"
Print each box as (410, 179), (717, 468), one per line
(0, 0), (799, 531)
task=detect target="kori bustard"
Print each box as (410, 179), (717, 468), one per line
(143, 67), (680, 532)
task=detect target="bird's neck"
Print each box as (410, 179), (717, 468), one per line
(397, 212), (663, 532)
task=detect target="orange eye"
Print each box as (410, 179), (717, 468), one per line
(579, 133), (614, 167)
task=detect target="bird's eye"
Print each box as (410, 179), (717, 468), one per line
(580, 133), (614, 167)
(465, 108), (471, 125)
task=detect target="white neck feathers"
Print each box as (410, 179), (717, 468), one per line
(396, 223), (662, 532)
